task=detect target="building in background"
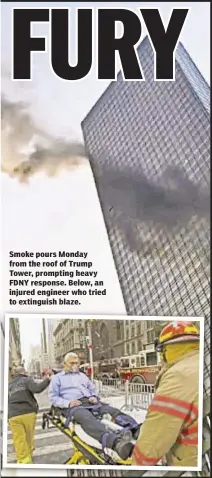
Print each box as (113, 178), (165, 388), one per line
(52, 318), (166, 363)
(9, 318), (22, 373)
(41, 320), (49, 372)
(27, 345), (42, 377)
(53, 319), (86, 365)
(90, 319), (124, 360)
(81, 37), (210, 406)
(90, 319), (166, 359)
(42, 318), (47, 354)
(122, 319), (165, 356)
(47, 319), (56, 367)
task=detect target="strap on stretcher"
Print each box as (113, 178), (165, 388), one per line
(52, 405), (103, 429)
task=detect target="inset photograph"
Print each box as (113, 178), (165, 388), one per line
(3, 315), (204, 471)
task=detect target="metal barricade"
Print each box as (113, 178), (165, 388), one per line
(94, 379), (125, 399)
(124, 381), (155, 411)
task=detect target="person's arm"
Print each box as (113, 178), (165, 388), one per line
(27, 377), (50, 394)
(132, 369), (198, 466)
(48, 375), (70, 408)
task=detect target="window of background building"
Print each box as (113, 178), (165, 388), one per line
(126, 329), (129, 339)
(147, 329), (156, 343)
(116, 321), (121, 340)
(137, 322), (141, 335)
(120, 327), (123, 340)
(132, 342), (136, 354)
(138, 339), (142, 351)
(131, 326), (135, 337)
(126, 344), (130, 355)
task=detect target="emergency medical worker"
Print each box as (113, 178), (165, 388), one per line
(132, 321), (200, 467)
(8, 366), (50, 464)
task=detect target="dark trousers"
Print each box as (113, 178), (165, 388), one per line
(71, 402), (138, 443)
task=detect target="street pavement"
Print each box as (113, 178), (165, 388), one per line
(7, 410), (73, 465)
(7, 387), (146, 466)
(7, 388), (73, 465)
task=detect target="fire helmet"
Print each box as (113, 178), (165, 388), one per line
(155, 321), (200, 352)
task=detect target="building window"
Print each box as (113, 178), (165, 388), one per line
(131, 326), (135, 337)
(116, 321), (121, 341)
(126, 344), (130, 355)
(147, 329), (155, 344)
(131, 342), (135, 354)
(126, 329), (129, 339)
(138, 339), (142, 351)
(137, 322), (141, 335)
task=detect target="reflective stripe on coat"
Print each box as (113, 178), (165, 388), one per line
(132, 350), (199, 467)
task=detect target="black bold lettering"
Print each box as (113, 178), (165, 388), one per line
(12, 8), (49, 80)
(98, 9), (143, 80)
(51, 8), (92, 80)
(141, 8), (189, 80)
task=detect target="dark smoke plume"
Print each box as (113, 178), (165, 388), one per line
(94, 157), (210, 251)
(1, 91), (209, 254)
(1, 95), (87, 182)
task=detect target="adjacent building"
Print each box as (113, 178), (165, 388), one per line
(81, 38), (210, 401)
(9, 318), (22, 371)
(122, 319), (165, 357)
(52, 318), (165, 363)
(53, 319), (86, 365)
(90, 319), (166, 359)
(27, 345), (42, 376)
(47, 319), (56, 367)
(40, 319), (48, 371)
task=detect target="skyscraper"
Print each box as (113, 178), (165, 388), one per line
(41, 320), (49, 371)
(42, 318), (47, 353)
(82, 36), (210, 418)
(9, 318), (22, 372)
(47, 318), (56, 367)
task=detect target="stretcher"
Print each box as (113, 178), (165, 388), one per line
(42, 406), (135, 466)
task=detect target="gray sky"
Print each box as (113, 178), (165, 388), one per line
(19, 318), (42, 363)
(2, 2), (210, 362)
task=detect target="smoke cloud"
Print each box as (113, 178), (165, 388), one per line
(94, 158), (210, 251)
(1, 95), (87, 182)
(1, 87), (209, 254)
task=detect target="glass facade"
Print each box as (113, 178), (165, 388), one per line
(81, 38), (210, 476)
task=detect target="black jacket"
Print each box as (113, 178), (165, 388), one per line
(8, 374), (50, 419)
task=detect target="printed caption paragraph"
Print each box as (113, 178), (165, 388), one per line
(9, 251), (107, 307)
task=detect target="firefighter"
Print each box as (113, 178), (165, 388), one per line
(132, 321), (200, 467)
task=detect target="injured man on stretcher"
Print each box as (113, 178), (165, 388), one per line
(49, 353), (140, 460)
